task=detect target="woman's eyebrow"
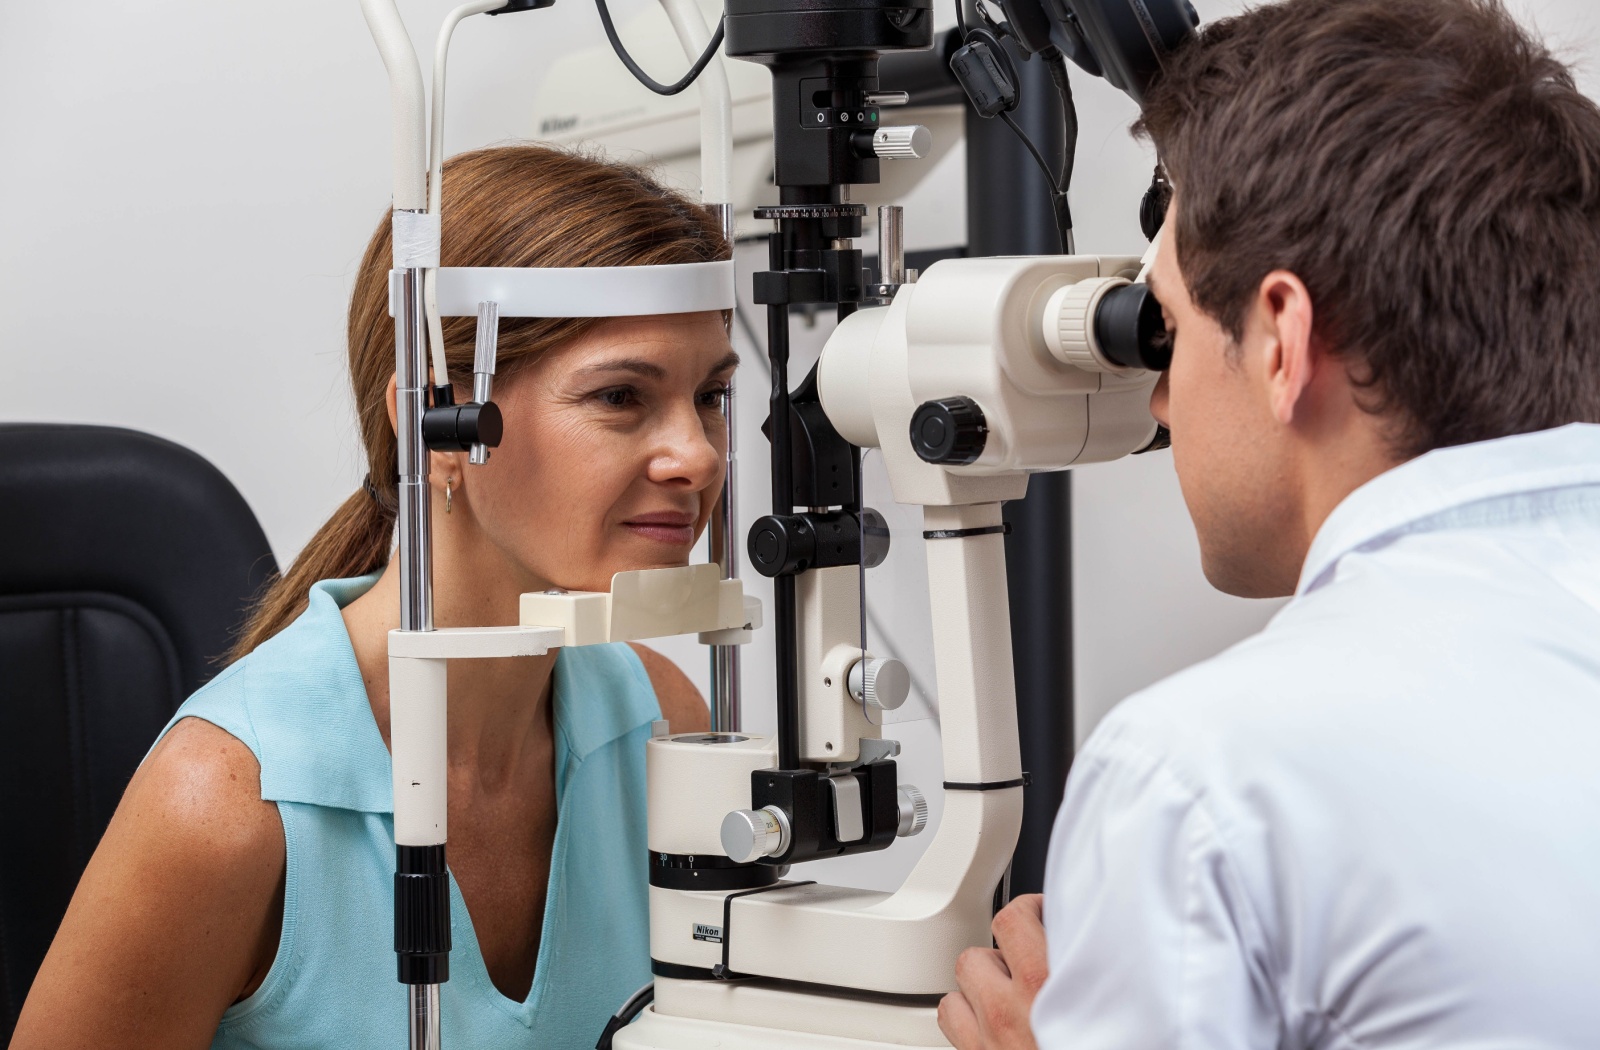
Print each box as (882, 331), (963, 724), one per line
(574, 350), (741, 382)
(574, 358), (668, 381)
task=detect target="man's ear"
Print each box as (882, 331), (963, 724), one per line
(1253, 269), (1316, 425)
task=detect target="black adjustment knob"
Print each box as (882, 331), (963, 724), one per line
(1093, 283), (1171, 372)
(910, 397), (987, 465)
(747, 515), (817, 578)
(421, 400), (503, 452)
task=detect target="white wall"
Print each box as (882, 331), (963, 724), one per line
(3, 0), (1596, 892)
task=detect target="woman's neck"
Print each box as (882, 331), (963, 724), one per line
(341, 523), (558, 787)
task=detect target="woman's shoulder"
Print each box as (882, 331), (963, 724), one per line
(139, 716), (285, 855)
(549, 642), (706, 762)
(160, 584), (357, 762)
(626, 644), (710, 734)
(157, 577), (392, 813)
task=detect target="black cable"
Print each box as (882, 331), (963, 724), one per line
(999, 110), (1062, 194)
(1042, 47), (1078, 250)
(1043, 49), (1078, 194)
(595, 982), (655, 1049)
(997, 108), (1073, 251)
(957, 0), (1075, 251)
(592, 0), (726, 96)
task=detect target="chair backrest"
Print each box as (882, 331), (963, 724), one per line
(0, 423), (277, 1037)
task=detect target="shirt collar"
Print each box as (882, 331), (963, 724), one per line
(1298, 423), (1600, 595)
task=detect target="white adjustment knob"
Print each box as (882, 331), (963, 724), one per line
(872, 125), (932, 160)
(721, 806), (790, 863)
(1042, 276), (1133, 373)
(896, 785), (929, 837)
(849, 657), (911, 712)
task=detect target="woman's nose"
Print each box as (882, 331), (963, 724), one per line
(646, 406), (724, 490)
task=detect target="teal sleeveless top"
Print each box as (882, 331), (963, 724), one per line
(154, 575), (661, 1049)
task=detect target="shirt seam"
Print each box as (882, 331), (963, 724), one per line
(1085, 729), (1291, 1036)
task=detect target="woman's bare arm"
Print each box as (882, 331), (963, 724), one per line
(12, 717), (285, 1050)
(629, 644), (712, 734)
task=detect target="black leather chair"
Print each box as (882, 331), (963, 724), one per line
(0, 423), (277, 1037)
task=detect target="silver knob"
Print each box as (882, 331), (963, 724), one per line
(849, 657), (911, 712)
(865, 90), (910, 107)
(872, 125), (932, 160)
(896, 785), (928, 837)
(469, 300), (499, 465)
(720, 806), (791, 863)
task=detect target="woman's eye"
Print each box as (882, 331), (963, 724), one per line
(594, 386), (640, 408)
(697, 385), (732, 409)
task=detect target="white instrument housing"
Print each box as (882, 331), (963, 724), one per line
(818, 255), (1161, 505)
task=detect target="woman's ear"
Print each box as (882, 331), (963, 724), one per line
(386, 374), (467, 503)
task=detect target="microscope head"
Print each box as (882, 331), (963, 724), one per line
(817, 254), (1169, 506)
(998, 0), (1200, 103)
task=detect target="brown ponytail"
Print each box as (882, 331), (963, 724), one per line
(229, 144), (728, 662)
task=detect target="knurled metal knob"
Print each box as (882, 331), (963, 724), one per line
(849, 657), (910, 712)
(896, 785), (929, 837)
(872, 125), (932, 160)
(720, 806), (790, 863)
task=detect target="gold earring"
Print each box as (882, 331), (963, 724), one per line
(445, 477), (453, 515)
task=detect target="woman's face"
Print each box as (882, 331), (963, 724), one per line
(461, 311), (737, 593)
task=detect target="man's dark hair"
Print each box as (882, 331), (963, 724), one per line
(1137, 0), (1600, 456)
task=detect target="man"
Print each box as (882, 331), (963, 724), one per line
(937, 0), (1600, 1046)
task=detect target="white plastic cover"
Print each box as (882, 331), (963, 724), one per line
(391, 210), (442, 268)
(432, 259), (735, 317)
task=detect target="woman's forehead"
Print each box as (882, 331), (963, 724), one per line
(560, 313), (735, 373)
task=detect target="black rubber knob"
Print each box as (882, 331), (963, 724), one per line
(1093, 283), (1170, 371)
(421, 400), (504, 451)
(747, 515), (816, 578)
(910, 397), (987, 465)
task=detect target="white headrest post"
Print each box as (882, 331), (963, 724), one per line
(659, 0), (732, 217)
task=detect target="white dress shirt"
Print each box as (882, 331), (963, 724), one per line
(1033, 424), (1600, 1049)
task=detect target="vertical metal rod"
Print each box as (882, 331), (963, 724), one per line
(711, 380), (742, 732)
(766, 226), (800, 769)
(877, 205), (905, 286)
(468, 300), (498, 466)
(409, 983), (441, 1050)
(708, 202), (742, 732)
(393, 213), (441, 1049)
(394, 251), (433, 635)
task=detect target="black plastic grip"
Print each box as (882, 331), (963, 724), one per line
(395, 844), (451, 985)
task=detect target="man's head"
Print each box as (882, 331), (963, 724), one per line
(1137, 0), (1600, 597)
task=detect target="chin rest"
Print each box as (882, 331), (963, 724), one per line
(0, 423), (276, 1036)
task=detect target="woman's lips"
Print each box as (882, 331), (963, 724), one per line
(621, 513), (696, 546)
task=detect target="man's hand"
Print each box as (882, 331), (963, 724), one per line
(938, 894), (1048, 1050)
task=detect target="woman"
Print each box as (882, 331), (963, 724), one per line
(13, 145), (734, 1048)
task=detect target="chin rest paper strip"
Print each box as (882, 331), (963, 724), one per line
(430, 259), (735, 317)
